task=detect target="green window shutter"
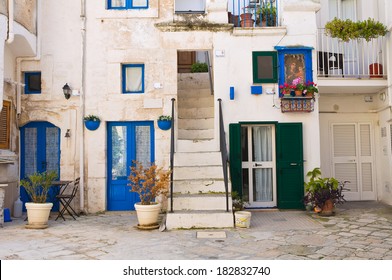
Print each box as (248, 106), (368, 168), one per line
(252, 51), (278, 84)
(229, 123), (242, 196)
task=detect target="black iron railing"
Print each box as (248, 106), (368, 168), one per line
(218, 99), (229, 212)
(205, 51), (214, 95)
(170, 98), (175, 213)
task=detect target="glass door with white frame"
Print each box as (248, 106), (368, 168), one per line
(241, 125), (276, 208)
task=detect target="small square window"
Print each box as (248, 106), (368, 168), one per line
(108, 0), (148, 9)
(24, 72), (41, 94)
(252, 52), (278, 83)
(122, 64), (145, 94)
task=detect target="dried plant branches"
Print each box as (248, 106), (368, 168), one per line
(128, 161), (171, 205)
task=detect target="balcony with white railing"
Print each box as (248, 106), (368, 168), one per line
(228, 0), (278, 28)
(317, 29), (388, 94)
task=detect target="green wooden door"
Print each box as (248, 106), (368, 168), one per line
(229, 123), (243, 196)
(276, 123), (304, 209)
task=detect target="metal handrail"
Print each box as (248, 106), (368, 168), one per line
(205, 51), (214, 95)
(170, 98), (175, 213)
(218, 99), (229, 212)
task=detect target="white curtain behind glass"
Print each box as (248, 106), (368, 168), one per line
(126, 67), (143, 92)
(133, 0), (148, 7)
(136, 126), (151, 167)
(252, 126), (273, 202)
(112, 0), (125, 7)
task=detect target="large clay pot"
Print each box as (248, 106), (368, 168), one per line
(320, 199), (335, 216)
(25, 202), (53, 229)
(134, 202), (161, 227)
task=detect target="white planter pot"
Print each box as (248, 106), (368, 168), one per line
(25, 202), (53, 229)
(134, 202), (161, 226)
(234, 211), (252, 228)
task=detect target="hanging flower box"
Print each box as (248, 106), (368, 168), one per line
(280, 96), (314, 113)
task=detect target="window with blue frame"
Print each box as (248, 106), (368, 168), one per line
(122, 64), (145, 94)
(24, 72), (41, 94)
(108, 0), (148, 9)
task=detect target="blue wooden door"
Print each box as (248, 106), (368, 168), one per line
(20, 121), (61, 211)
(107, 121), (154, 210)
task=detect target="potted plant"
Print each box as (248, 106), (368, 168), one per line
(258, 2), (276, 27)
(20, 170), (58, 229)
(240, 6), (255, 27)
(279, 82), (296, 97)
(83, 114), (101, 131)
(191, 62), (208, 73)
(303, 168), (347, 216)
(128, 161), (171, 228)
(304, 81), (318, 97)
(325, 17), (387, 42)
(157, 115), (172, 131)
(232, 191), (251, 228)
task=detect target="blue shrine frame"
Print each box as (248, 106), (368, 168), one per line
(274, 46), (314, 97)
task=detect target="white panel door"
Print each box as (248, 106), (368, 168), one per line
(332, 123), (376, 200)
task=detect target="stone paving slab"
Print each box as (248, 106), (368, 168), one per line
(0, 202), (392, 260)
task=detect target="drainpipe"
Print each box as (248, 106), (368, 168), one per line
(6, 0), (14, 44)
(79, 0), (86, 213)
(16, 0), (42, 117)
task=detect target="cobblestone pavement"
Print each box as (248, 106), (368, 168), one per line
(1, 201), (392, 260)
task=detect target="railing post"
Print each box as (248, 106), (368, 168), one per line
(170, 98), (175, 213)
(218, 98), (229, 212)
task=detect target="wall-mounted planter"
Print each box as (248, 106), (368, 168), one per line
(84, 120), (101, 131)
(157, 120), (171, 131)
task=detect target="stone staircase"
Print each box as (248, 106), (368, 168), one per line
(165, 73), (233, 229)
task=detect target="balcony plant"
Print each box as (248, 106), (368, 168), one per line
(279, 82), (296, 97)
(128, 161), (171, 228)
(157, 115), (172, 131)
(258, 2), (276, 27)
(325, 17), (387, 42)
(303, 168), (347, 216)
(240, 6), (255, 27)
(20, 170), (58, 229)
(83, 114), (101, 131)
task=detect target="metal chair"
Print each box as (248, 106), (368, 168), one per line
(55, 178), (80, 221)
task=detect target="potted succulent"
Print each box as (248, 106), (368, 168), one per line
(20, 170), (58, 229)
(232, 191), (251, 228)
(303, 168), (347, 216)
(157, 115), (172, 131)
(128, 161), (171, 228)
(83, 114), (101, 131)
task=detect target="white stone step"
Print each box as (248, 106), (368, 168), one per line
(166, 210), (234, 229)
(174, 166), (223, 180)
(178, 107), (214, 119)
(174, 151), (221, 166)
(178, 118), (214, 130)
(177, 139), (218, 152)
(178, 89), (212, 98)
(169, 194), (232, 211)
(178, 73), (211, 90)
(178, 96), (213, 108)
(172, 179), (228, 194)
(178, 128), (214, 140)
